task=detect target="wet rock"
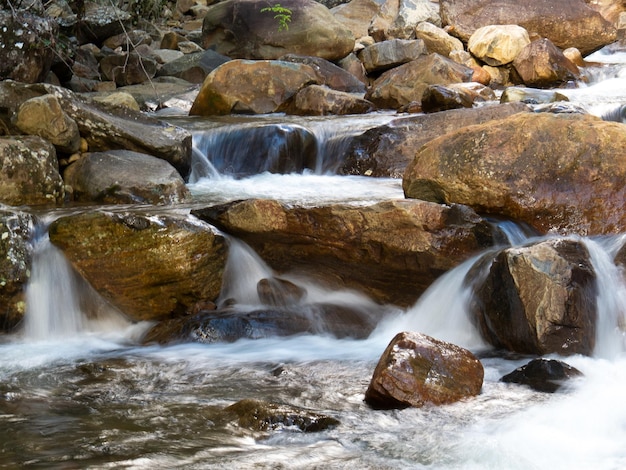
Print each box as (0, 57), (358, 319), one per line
(415, 21), (464, 57)
(63, 150), (191, 205)
(49, 212), (227, 322)
(0, 11), (58, 84)
(280, 85), (375, 115)
(420, 83), (492, 113)
(500, 87), (569, 105)
(512, 38), (580, 88)
(0, 210), (37, 331)
(257, 277), (307, 306)
(223, 399), (340, 432)
(156, 49), (231, 84)
(194, 199), (497, 307)
(616, 243), (626, 268)
(358, 39), (427, 73)
(402, 112), (626, 235)
(200, 0), (354, 61)
(467, 25), (530, 66)
(365, 331), (484, 409)
(342, 102), (530, 177)
(470, 238), (597, 356)
(15, 95), (81, 154)
(0, 136), (64, 206)
(189, 60), (320, 116)
(365, 53), (474, 109)
(439, 0), (616, 56)
(501, 358), (583, 393)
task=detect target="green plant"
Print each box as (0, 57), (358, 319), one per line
(261, 3), (292, 32)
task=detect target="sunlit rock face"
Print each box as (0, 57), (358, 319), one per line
(469, 238), (597, 356)
(49, 212), (227, 322)
(403, 112), (626, 236)
(439, 0), (617, 56)
(365, 331), (484, 409)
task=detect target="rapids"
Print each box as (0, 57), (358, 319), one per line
(1, 45), (626, 469)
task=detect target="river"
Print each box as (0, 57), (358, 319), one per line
(0, 45), (625, 469)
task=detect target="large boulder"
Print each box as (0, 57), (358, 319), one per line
(358, 39), (427, 73)
(387, 0), (441, 39)
(0, 210), (37, 331)
(365, 53), (474, 109)
(0, 81), (192, 178)
(403, 112), (626, 235)
(467, 25), (530, 66)
(365, 331), (484, 409)
(414, 21), (464, 57)
(0, 136), (64, 206)
(278, 54), (366, 93)
(331, 0), (385, 39)
(193, 199), (497, 307)
(63, 150), (191, 205)
(49, 212), (228, 322)
(189, 60), (320, 115)
(200, 0), (354, 61)
(470, 238), (597, 356)
(0, 11), (58, 84)
(342, 102), (530, 177)
(440, 0), (617, 56)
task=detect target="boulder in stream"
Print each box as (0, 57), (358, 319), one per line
(469, 238), (597, 356)
(501, 358), (583, 393)
(365, 331), (484, 409)
(49, 212), (228, 322)
(403, 112), (626, 236)
(512, 38), (580, 88)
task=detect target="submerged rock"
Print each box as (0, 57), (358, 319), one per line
(365, 331), (484, 409)
(223, 399), (340, 432)
(501, 358), (583, 393)
(403, 112), (626, 235)
(194, 199), (497, 308)
(470, 238), (597, 356)
(49, 212), (227, 322)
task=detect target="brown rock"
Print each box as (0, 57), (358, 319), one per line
(49, 212), (228, 322)
(365, 53), (474, 109)
(365, 331), (484, 409)
(332, 0), (383, 38)
(440, 0), (616, 56)
(278, 54), (366, 93)
(193, 199), (497, 307)
(99, 51), (158, 86)
(189, 60), (320, 115)
(513, 38), (580, 88)
(342, 102), (530, 177)
(403, 112), (626, 235)
(470, 238), (597, 356)
(415, 21), (464, 57)
(280, 85), (375, 115)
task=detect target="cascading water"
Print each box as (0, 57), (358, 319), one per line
(1, 43), (625, 470)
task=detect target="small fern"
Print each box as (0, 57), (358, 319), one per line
(261, 3), (293, 32)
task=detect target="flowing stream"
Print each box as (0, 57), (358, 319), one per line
(1, 46), (626, 469)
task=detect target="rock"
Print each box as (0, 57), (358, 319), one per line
(342, 102), (530, 177)
(115, 77), (199, 112)
(257, 277), (306, 306)
(365, 331), (484, 409)
(193, 199), (497, 307)
(513, 38), (580, 88)
(156, 49), (231, 84)
(223, 399), (340, 432)
(278, 54), (366, 93)
(63, 150), (191, 205)
(0, 210), (37, 331)
(470, 238), (597, 356)
(74, 3), (132, 45)
(72, 46), (102, 81)
(500, 87), (569, 105)
(337, 53), (368, 84)
(501, 358), (583, 393)
(387, 0), (441, 39)
(468, 25), (530, 66)
(280, 85), (375, 115)
(189, 60), (320, 115)
(15, 95), (81, 154)
(358, 39), (428, 73)
(49, 212), (228, 322)
(368, 0), (401, 41)
(102, 30), (153, 51)
(439, 0), (616, 56)
(415, 21), (464, 57)
(331, 0), (384, 39)
(201, 0), (354, 61)
(0, 136), (64, 206)
(0, 11), (58, 84)
(403, 112), (626, 235)
(92, 92), (141, 111)
(420, 83), (494, 113)
(99, 51), (158, 86)
(365, 53), (474, 109)
(0, 81), (193, 177)
(615, 242), (626, 268)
